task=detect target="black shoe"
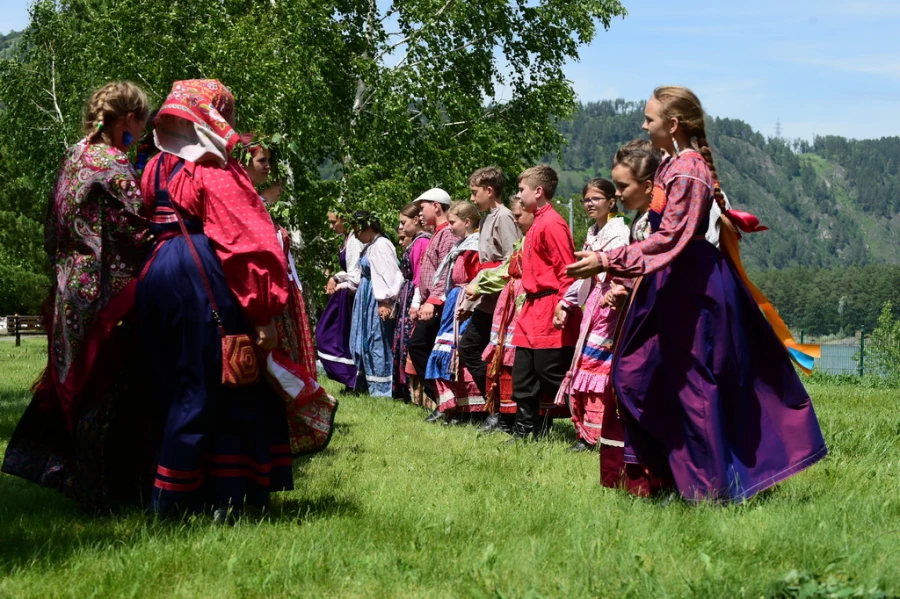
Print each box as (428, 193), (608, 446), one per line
(441, 416), (461, 426)
(567, 439), (595, 453)
(504, 432), (530, 446)
(480, 413), (501, 433)
(424, 408), (443, 423)
(212, 506), (236, 525)
(339, 387), (361, 397)
(532, 418), (553, 441)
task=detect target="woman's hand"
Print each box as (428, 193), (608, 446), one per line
(378, 300), (393, 321)
(456, 307), (472, 322)
(255, 322), (278, 351)
(464, 282), (480, 302)
(408, 306), (419, 321)
(418, 303), (435, 321)
(553, 302), (568, 330)
(601, 284), (629, 310)
(566, 251), (603, 279)
(325, 277), (337, 295)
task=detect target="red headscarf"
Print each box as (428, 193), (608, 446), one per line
(153, 79), (238, 166)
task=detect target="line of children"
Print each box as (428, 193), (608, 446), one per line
(566, 86), (826, 503)
(319, 86), (826, 503)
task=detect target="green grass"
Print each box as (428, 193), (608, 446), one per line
(1, 338), (898, 598)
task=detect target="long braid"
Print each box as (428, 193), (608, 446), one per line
(654, 86), (727, 211)
(695, 131), (726, 211)
(81, 81), (150, 143)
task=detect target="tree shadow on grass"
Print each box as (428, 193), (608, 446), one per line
(0, 478), (131, 574)
(0, 393), (30, 444)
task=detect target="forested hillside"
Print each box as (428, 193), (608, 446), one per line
(0, 31), (22, 60)
(551, 100), (900, 271)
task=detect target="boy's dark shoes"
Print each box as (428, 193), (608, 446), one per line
(424, 408), (443, 423)
(566, 439), (595, 453)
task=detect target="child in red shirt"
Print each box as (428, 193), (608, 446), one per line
(510, 165), (581, 439)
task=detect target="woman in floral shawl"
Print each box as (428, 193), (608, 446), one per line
(3, 82), (153, 509)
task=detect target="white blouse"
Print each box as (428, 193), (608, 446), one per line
(363, 235), (404, 305)
(334, 233), (364, 292)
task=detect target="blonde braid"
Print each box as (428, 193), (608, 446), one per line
(82, 81), (150, 143)
(695, 132), (726, 211)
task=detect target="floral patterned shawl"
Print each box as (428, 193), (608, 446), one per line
(45, 139), (149, 423)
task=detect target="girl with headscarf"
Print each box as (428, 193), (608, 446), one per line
(3, 82), (152, 510)
(137, 80), (292, 519)
(240, 133), (337, 456)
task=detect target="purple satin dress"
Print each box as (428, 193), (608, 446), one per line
(315, 247), (358, 388)
(611, 153), (827, 503)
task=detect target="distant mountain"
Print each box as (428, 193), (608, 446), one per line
(549, 100), (900, 270)
(0, 30), (22, 60)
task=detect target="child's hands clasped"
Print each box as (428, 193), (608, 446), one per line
(553, 302), (568, 330)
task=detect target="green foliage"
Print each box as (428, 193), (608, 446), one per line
(0, 211), (49, 314)
(750, 265), (900, 335)
(0, 265), (48, 315)
(0, 0), (626, 304)
(0, 30), (22, 60)
(866, 302), (900, 385)
(0, 343), (898, 597)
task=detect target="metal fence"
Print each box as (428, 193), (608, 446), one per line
(798, 328), (899, 378)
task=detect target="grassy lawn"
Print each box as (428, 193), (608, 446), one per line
(0, 337), (897, 598)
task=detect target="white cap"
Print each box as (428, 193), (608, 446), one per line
(413, 187), (451, 207)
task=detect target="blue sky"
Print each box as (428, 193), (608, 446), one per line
(3, 0), (898, 141)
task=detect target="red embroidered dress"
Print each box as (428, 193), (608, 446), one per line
(137, 80), (294, 515)
(264, 224), (338, 456)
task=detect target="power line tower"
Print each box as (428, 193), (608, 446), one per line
(775, 118), (783, 138)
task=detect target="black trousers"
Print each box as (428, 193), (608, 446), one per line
(512, 346), (575, 434)
(458, 309), (493, 399)
(407, 308), (442, 401)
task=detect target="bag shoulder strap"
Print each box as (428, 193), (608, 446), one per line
(154, 157), (226, 337)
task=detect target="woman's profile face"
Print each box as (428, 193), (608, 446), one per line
(612, 163), (652, 213)
(327, 212), (346, 235)
(246, 148), (272, 186)
(401, 213), (422, 239)
(512, 202), (534, 234)
(642, 96), (671, 150)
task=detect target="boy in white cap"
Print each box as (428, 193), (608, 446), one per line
(408, 188), (458, 421)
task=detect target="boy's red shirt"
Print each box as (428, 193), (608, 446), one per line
(512, 203), (581, 349)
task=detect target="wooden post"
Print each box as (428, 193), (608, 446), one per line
(14, 315), (21, 347)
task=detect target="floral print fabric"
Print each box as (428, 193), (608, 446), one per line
(47, 139), (148, 385)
